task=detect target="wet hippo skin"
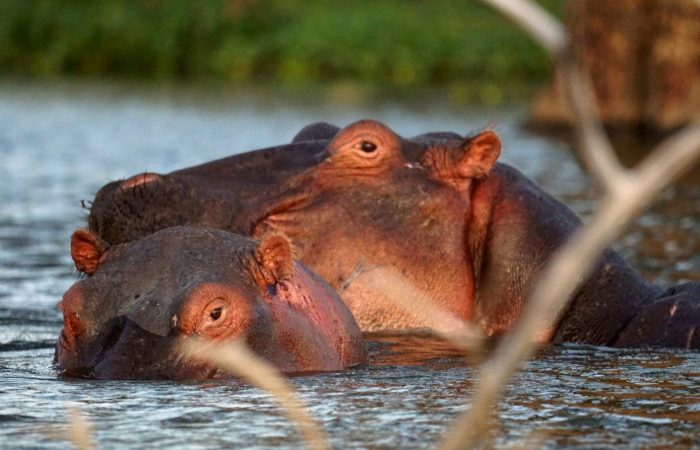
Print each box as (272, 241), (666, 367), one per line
(86, 120), (699, 349)
(55, 226), (367, 379)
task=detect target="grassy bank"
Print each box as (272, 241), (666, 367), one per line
(0, 0), (562, 101)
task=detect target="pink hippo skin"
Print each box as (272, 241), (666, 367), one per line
(55, 226), (367, 379)
(85, 121), (699, 349)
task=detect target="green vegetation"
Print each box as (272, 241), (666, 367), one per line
(0, 0), (563, 101)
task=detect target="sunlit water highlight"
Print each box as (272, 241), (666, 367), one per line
(0, 82), (698, 449)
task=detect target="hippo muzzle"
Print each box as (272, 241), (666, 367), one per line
(88, 172), (204, 245)
(55, 315), (216, 380)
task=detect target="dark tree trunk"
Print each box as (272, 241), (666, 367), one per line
(528, 0), (700, 133)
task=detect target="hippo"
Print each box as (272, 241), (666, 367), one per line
(86, 120), (699, 349)
(55, 226), (367, 379)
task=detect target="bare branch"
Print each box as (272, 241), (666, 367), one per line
(361, 267), (485, 352)
(561, 58), (629, 191)
(479, 0), (565, 56)
(634, 121), (700, 197)
(180, 339), (330, 450)
(439, 1), (700, 449)
(440, 119), (700, 449)
(481, 0), (626, 190)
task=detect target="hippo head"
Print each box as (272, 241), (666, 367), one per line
(250, 121), (501, 330)
(87, 120), (501, 332)
(54, 226), (341, 379)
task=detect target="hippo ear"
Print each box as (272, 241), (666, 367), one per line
(457, 131), (501, 178)
(71, 229), (109, 275)
(255, 234), (293, 283)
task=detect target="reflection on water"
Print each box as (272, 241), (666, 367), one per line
(0, 82), (698, 449)
(1, 338), (698, 449)
(366, 332), (486, 367)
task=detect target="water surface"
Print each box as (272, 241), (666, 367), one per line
(0, 82), (698, 449)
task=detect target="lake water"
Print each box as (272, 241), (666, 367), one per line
(0, 81), (698, 449)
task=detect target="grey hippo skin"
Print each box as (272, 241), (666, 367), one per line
(55, 226), (367, 379)
(86, 120), (699, 349)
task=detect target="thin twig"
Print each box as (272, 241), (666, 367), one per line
(561, 58), (628, 191)
(180, 339), (330, 450)
(439, 121), (700, 449)
(633, 121), (700, 197)
(481, 0), (626, 190)
(559, 4), (627, 191)
(478, 0), (565, 55)
(361, 267), (484, 352)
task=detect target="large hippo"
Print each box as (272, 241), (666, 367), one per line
(55, 226), (367, 379)
(86, 120), (699, 348)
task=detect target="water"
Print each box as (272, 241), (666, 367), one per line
(0, 81), (698, 449)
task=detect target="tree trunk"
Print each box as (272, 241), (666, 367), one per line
(528, 0), (700, 133)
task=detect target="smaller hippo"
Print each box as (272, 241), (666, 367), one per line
(55, 227), (367, 379)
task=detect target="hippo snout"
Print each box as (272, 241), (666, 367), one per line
(90, 319), (215, 380)
(88, 173), (201, 245)
(54, 284), (87, 368)
(60, 317), (213, 380)
(54, 280), (255, 379)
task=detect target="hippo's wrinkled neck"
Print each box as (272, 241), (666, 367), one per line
(252, 170), (478, 332)
(468, 164), (659, 344)
(242, 172), (321, 237)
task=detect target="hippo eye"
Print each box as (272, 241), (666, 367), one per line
(360, 140), (377, 153)
(209, 307), (223, 321)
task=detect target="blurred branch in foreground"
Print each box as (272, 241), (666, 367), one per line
(361, 267), (485, 353)
(180, 339), (330, 450)
(65, 407), (94, 450)
(439, 0), (700, 448)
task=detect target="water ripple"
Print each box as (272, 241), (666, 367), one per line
(0, 83), (697, 449)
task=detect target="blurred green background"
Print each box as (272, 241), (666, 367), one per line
(0, 0), (563, 103)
